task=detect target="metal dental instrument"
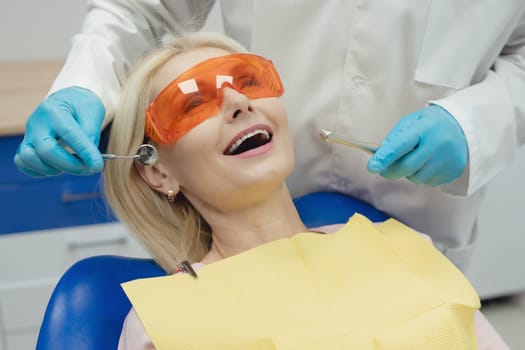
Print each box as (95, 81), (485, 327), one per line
(97, 144), (158, 166)
(101, 154), (138, 161)
(104, 144), (158, 165)
(319, 129), (380, 154)
(68, 140), (158, 165)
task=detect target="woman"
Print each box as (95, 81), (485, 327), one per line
(104, 32), (507, 349)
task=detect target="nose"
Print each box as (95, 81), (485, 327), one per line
(218, 84), (253, 122)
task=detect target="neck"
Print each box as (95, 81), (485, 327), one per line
(199, 185), (306, 264)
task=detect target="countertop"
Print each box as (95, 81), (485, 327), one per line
(0, 60), (63, 136)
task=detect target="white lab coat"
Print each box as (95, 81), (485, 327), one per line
(50, 0), (525, 269)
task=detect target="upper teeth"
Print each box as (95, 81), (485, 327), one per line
(228, 129), (270, 154)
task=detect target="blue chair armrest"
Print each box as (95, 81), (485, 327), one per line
(36, 255), (165, 350)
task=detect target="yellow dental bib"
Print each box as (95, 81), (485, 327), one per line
(122, 214), (480, 349)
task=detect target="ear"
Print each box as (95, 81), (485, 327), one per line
(135, 162), (180, 196)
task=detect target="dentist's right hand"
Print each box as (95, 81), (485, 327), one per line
(14, 87), (105, 177)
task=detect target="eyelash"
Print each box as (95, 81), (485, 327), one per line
(184, 95), (204, 113)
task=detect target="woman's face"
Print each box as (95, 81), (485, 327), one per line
(148, 47), (295, 211)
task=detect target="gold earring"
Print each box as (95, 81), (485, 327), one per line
(167, 190), (175, 202)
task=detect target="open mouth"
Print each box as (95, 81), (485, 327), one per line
(224, 129), (273, 155)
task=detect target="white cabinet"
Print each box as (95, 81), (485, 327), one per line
(0, 223), (148, 350)
(0, 52), (153, 349)
(465, 147), (525, 299)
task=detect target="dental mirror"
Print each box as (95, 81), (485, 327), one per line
(101, 144), (158, 166)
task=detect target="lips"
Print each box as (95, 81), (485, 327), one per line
(224, 126), (273, 156)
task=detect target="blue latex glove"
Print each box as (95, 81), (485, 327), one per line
(367, 105), (468, 186)
(14, 87), (105, 176)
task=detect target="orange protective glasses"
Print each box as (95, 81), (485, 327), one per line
(145, 53), (284, 144)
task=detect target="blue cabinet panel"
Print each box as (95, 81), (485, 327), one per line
(0, 135), (116, 234)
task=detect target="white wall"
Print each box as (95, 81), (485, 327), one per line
(0, 0), (87, 62)
(465, 147), (525, 298)
(0, 1), (223, 62)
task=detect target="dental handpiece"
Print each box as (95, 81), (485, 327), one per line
(319, 129), (380, 154)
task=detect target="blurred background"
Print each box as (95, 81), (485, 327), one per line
(0, 1), (524, 348)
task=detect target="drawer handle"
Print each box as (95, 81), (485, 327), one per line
(61, 192), (103, 202)
(67, 236), (128, 250)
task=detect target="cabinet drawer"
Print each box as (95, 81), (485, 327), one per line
(5, 331), (37, 350)
(0, 281), (54, 350)
(0, 281), (55, 332)
(0, 223), (148, 284)
(0, 135), (116, 234)
(0, 175), (116, 234)
(0, 224), (149, 350)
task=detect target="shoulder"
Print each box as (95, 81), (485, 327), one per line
(118, 308), (155, 350)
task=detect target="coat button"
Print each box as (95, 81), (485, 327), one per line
(351, 75), (366, 90)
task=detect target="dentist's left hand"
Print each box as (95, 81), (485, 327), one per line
(367, 105), (468, 186)
(14, 87), (105, 177)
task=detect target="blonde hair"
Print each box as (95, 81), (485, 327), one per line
(103, 32), (248, 273)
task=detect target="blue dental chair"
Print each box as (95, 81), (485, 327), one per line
(36, 191), (389, 350)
